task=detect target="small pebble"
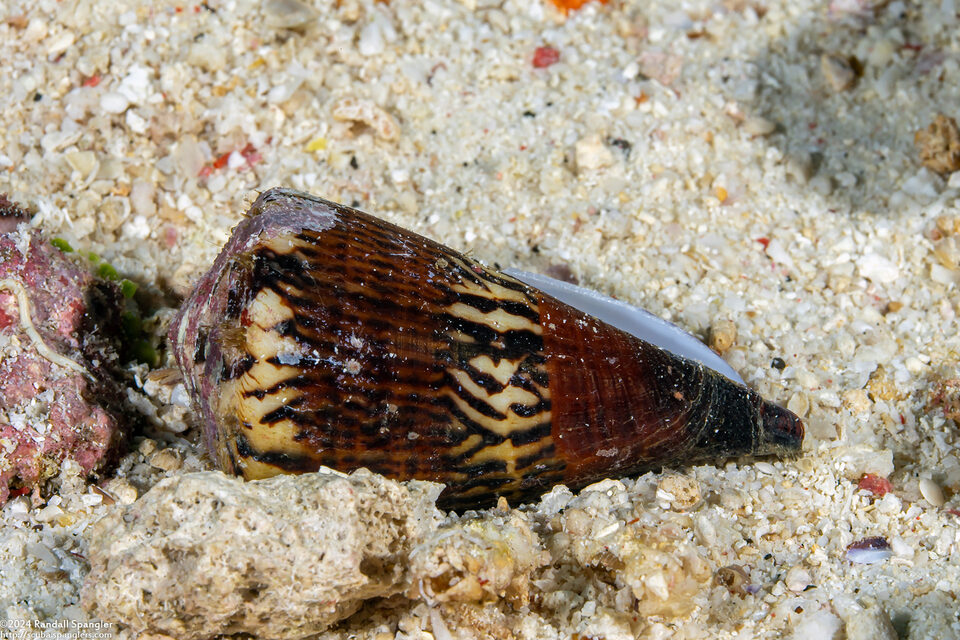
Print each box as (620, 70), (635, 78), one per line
(131, 180), (157, 217)
(915, 114), (960, 175)
(754, 461), (776, 475)
(138, 438), (158, 457)
(784, 566), (812, 592)
(46, 30), (75, 56)
(821, 53), (856, 91)
(889, 536), (913, 558)
(24, 18), (47, 42)
(877, 493), (902, 516)
(714, 564), (749, 596)
(918, 477), (945, 507)
(709, 319), (736, 353)
(936, 215), (960, 236)
(562, 507), (591, 537)
(858, 253), (899, 284)
(26, 541), (59, 567)
(80, 492), (104, 507)
(262, 0), (318, 28)
(99, 92), (130, 114)
(656, 473), (701, 511)
(575, 134), (614, 171)
(838, 447), (895, 480)
(532, 46), (560, 69)
(105, 478), (138, 505)
(743, 115), (776, 136)
(359, 21), (385, 56)
(331, 97), (400, 141)
(64, 151), (97, 178)
(35, 504), (65, 523)
(843, 389), (872, 413)
(5, 497), (29, 516)
(791, 610), (842, 640)
(150, 448), (183, 472)
(638, 50), (684, 86)
(188, 41), (227, 73)
(867, 38), (896, 67)
(786, 392), (809, 418)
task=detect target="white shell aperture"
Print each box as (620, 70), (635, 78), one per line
(504, 269), (744, 385)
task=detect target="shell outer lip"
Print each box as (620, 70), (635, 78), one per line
(504, 268), (745, 385)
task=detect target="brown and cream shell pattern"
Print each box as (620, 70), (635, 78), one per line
(169, 188), (803, 510)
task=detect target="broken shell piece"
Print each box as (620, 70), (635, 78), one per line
(331, 97), (400, 141)
(714, 564), (750, 596)
(169, 188), (804, 510)
(918, 477), (945, 507)
(846, 537), (892, 564)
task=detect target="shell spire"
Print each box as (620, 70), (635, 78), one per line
(169, 188), (803, 510)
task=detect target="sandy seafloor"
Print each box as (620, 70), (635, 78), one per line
(2, 0), (960, 638)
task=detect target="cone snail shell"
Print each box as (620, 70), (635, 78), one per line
(169, 188), (803, 510)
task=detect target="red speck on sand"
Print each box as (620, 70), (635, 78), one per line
(533, 46), (560, 68)
(858, 474), (893, 497)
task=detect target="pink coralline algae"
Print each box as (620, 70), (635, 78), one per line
(0, 195), (129, 505)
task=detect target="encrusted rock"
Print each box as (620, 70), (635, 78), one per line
(929, 377), (960, 421)
(844, 603), (898, 640)
(81, 470), (443, 640)
(656, 473), (702, 511)
(555, 492), (712, 618)
(0, 197), (128, 505)
(408, 511), (549, 606)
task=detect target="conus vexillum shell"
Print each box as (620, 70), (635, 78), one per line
(169, 188), (803, 510)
